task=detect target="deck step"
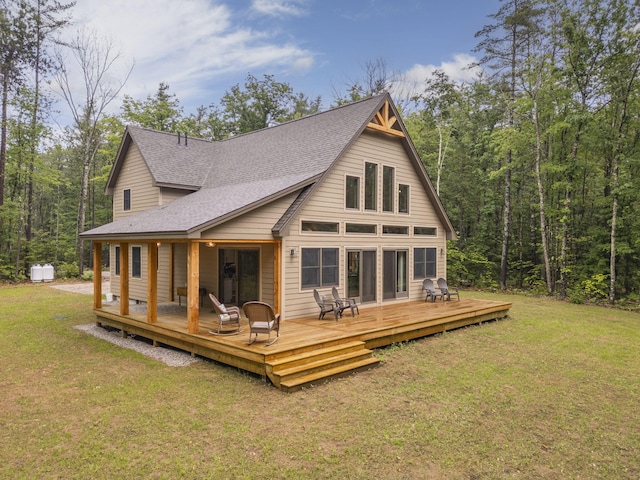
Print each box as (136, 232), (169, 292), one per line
(267, 341), (380, 392)
(269, 341), (367, 370)
(278, 357), (380, 392)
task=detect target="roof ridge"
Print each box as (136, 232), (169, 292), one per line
(218, 92), (387, 143)
(126, 124), (213, 144)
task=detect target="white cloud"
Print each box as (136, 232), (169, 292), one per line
(393, 53), (482, 100)
(251, 0), (309, 17)
(55, 0), (315, 114)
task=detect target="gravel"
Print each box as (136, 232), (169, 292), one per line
(74, 324), (200, 367)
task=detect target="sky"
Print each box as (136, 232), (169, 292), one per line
(59, 0), (503, 118)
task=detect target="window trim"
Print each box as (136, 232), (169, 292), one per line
(132, 245), (142, 278)
(114, 246), (120, 276)
(345, 175), (360, 210)
(414, 226), (437, 236)
(413, 247), (437, 279)
(398, 184), (409, 214)
(301, 247), (339, 289)
(301, 221), (339, 233)
(123, 189), (131, 211)
(383, 165), (394, 213)
(345, 223), (377, 234)
(382, 225), (409, 235)
(364, 162), (377, 211)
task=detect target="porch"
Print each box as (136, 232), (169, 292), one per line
(92, 297), (511, 392)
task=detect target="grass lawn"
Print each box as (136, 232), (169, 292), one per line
(1, 283), (639, 479)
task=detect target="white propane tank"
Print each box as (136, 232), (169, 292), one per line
(42, 263), (54, 282)
(31, 264), (43, 283)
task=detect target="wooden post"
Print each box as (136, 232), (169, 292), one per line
(187, 241), (200, 333)
(147, 242), (158, 323)
(120, 242), (129, 316)
(169, 243), (175, 302)
(274, 239), (281, 314)
(93, 242), (102, 309)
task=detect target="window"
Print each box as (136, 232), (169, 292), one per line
(346, 223), (377, 234)
(414, 226), (437, 236)
(364, 162), (377, 211)
(301, 221), (339, 233)
(383, 166), (394, 212)
(345, 176), (359, 209)
(399, 184), (409, 213)
(414, 247), (437, 279)
(132, 246), (141, 278)
(115, 246), (120, 276)
(382, 225), (409, 235)
(123, 189), (131, 211)
(301, 248), (339, 288)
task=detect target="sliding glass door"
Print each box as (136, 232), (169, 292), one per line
(383, 250), (408, 300)
(347, 250), (376, 303)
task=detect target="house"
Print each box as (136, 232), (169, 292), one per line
(81, 93), (456, 334)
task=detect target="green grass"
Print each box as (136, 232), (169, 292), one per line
(1, 284), (639, 479)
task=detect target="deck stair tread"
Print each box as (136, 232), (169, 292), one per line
(274, 349), (377, 378)
(279, 357), (380, 391)
(268, 341), (367, 369)
(266, 340), (380, 391)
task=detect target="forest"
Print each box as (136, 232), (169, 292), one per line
(1, 0), (639, 305)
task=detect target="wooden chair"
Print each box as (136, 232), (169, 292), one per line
(313, 289), (339, 320)
(208, 293), (241, 335)
(422, 278), (444, 302)
(331, 286), (359, 317)
(437, 278), (460, 301)
(242, 301), (281, 346)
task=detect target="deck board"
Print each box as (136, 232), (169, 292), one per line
(93, 298), (511, 389)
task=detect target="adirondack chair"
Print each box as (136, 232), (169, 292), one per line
(331, 286), (359, 317)
(422, 278), (444, 302)
(208, 293), (241, 335)
(242, 301), (281, 346)
(313, 289), (339, 320)
(437, 278), (460, 301)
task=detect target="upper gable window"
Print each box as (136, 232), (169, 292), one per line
(399, 184), (409, 214)
(364, 162), (377, 211)
(345, 175), (359, 210)
(123, 189), (131, 211)
(383, 166), (394, 212)
(414, 226), (437, 236)
(301, 221), (339, 233)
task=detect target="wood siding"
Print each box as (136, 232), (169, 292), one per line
(113, 143), (161, 220)
(282, 131), (447, 320)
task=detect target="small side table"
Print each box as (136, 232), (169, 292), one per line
(177, 287), (207, 307)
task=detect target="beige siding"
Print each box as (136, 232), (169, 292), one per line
(113, 144), (161, 220)
(160, 187), (192, 205)
(281, 131), (447, 320)
(202, 192), (298, 240)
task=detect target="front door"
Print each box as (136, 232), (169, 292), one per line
(219, 248), (260, 305)
(347, 250), (376, 303)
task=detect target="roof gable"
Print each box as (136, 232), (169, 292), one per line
(88, 93), (454, 239)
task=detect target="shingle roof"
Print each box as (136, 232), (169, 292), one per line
(84, 94), (390, 239)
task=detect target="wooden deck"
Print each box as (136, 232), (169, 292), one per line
(93, 298), (511, 392)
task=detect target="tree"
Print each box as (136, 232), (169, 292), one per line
(218, 73), (318, 137)
(332, 58), (395, 106)
(22, 0), (73, 267)
(475, 0), (543, 290)
(413, 69), (461, 196)
(54, 29), (131, 275)
(121, 81), (183, 132)
(0, 0), (32, 213)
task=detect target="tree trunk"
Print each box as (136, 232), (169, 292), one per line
(533, 98), (552, 295)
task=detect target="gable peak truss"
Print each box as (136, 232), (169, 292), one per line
(367, 100), (404, 137)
